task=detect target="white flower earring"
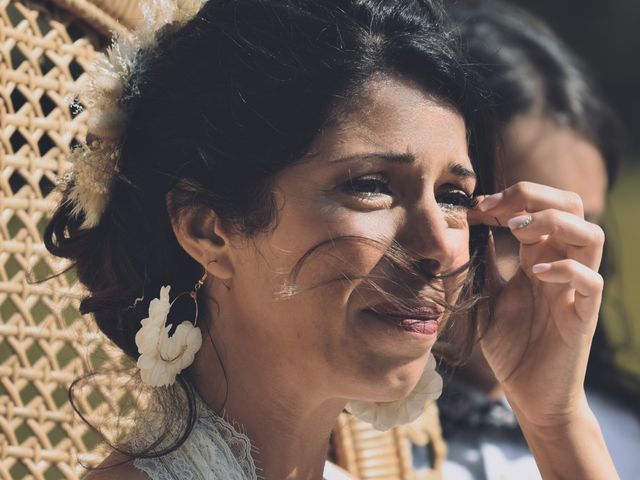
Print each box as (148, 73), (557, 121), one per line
(345, 353), (443, 431)
(134, 268), (207, 387)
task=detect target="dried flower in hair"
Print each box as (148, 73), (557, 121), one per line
(60, 0), (207, 229)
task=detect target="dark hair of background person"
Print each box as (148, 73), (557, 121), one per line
(448, 0), (639, 414)
(38, 0), (497, 461)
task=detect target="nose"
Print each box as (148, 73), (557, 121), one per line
(397, 199), (462, 276)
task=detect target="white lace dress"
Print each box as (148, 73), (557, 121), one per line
(131, 392), (351, 480)
(132, 392), (258, 480)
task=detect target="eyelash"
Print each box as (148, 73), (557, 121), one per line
(345, 175), (392, 198)
(437, 191), (478, 210)
(343, 174), (477, 209)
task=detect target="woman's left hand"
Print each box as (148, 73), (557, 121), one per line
(467, 181), (605, 429)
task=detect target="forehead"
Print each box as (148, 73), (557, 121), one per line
(307, 75), (472, 172)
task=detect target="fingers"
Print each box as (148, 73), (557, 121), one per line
(506, 210), (605, 269)
(532, 259), (604, 322)
(468, 181), (584, 226)
(466, 181), (602, 271)
(506, 210), (603, 246)
(532, 260), (603, 296)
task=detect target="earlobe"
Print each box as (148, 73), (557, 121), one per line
(167, 200), (234, 280)
(205, 257), (234, 281)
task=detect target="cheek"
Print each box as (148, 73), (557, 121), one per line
(443, 226), (471, 294)
(276, 202), (402, 279)
(227, 208), (400, 348)
(229, 206), (383, 314)
(457, 226), (471, 262)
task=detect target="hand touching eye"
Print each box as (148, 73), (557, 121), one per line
(468, 181), (605, 428)
(437, 190), (478, 210)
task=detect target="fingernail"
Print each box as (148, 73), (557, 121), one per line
(507, 214), (533, 230)
(478, 193), (503, 211)
(532, 263), (552, 274)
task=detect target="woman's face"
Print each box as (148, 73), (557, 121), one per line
(212, 76), (476, 403)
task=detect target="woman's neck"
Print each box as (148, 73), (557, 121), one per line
(192, 341), (347, 480)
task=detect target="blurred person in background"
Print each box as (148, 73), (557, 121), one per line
(414, 1), (640, 479)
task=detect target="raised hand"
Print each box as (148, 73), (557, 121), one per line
(468, 181), (605, 428)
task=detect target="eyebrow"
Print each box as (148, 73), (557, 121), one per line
(329, 151), (477, 180)
(329, 151), (414, 165)
(449, 162), (477, 179)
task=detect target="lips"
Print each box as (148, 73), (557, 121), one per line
(365, 302), (443, 336)
(369, 303), (443, 321)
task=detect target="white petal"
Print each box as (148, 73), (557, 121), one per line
(148, 286), (171, 320)
(135, 319), (162, 354)
(345, 353), (442, 431)
(136, 285), (200, 387)
(149, 362), (171, 387)
(137, 352), (157, 370)
(178, 326), (202, 368)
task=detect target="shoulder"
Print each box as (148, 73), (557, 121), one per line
(83, 452), (150, 480)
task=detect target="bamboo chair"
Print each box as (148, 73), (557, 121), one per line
(331, 402), (446, 480)
(0, 1), (447, 478)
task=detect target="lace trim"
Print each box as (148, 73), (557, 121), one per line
(128, 391), (346, 479)
(132, 391), (259, 480)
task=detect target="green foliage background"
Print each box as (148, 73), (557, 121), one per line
(603, 164), (640, 376)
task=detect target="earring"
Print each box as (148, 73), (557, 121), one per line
(345, 353), (443, 431)
(134, 268), (207, 387)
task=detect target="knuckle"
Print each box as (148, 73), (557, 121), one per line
(511, 181), (532, 197)
(566, 191), (584, 214)
(565, 258), (579, 270)
(547, 209), (563, 231)
(590, 224), (606, 246)
(593, 272), (604, 290)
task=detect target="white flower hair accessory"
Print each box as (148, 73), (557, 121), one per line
(59, 0), (207, 229)
(134, 269), (207, 387)
(345, 353), (443, 431)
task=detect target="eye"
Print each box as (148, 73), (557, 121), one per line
(437, 190), (478, 210)
(343, 174), (392, 198)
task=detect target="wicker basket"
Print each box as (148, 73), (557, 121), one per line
(0, 1), (446, 478)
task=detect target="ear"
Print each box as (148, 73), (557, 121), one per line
(167, 196), (234, 280)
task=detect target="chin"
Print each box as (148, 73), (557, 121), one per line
(361, 354), (429, 402)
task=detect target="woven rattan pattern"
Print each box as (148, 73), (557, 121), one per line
(0, 1), (135, 479)
(49, 0), (134, 38)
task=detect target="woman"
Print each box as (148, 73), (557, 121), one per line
(44, 0), (618, 478)
(433, 2), (639, 478)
